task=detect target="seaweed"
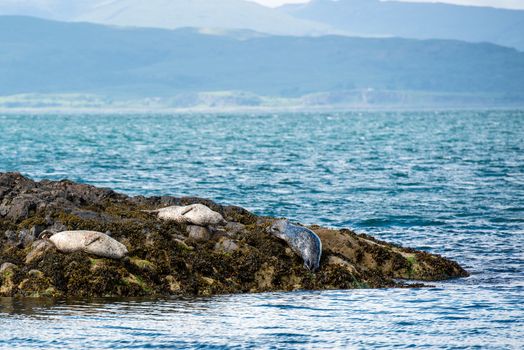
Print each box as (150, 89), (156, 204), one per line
(0, 173), (469, 297)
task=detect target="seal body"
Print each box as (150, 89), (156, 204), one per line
(146, 204), (226, 226)
(268, 219), (322, 271)
(48, 231), (128, 259)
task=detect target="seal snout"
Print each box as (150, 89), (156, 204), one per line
(268, 219), (289, 240)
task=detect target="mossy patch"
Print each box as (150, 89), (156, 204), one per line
(0, 173), (469, 297)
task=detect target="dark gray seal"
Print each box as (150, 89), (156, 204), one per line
(268, 219), (322, 271)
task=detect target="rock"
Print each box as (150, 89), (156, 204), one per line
(214, 237), (239, 253)
(165, 275), (181, 293)
(47, 222), (68, 233)
(17, 269), (60, 298)
(187, 225), (211, 242)
(173, 238), (194, 251)
(0, 203), (8, 217)
(327, 256), (359, 275)
(224, 222), (246, 237)
(0, 263), (18, 295)
(0, 262), (17, 274)
(201, 276), (216, 286)
(27, 269), (44, 278)
(48, 230), (128, 259)
(312, 227), (468, 281)
(129, 257), (157, 273)
(222, 206), (257, 225)
(254, 263), (275, 290)
(0, 173), (469, 298)
(18, 229), (34, 248)
(6, 198), (37, 221)
(4, 230), (17, 244)
(25, 240), (55, 264)
(144, 232), (160, 247)
(4, 229), (36, 248)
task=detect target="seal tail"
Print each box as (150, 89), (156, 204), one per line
(141, 209), (161, 214)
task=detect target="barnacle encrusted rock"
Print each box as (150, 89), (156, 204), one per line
(0, 172), (469, 297)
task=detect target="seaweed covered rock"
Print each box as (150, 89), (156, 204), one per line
(0, 172), (469, 297)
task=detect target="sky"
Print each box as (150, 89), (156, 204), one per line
(250, 0), (524, 10)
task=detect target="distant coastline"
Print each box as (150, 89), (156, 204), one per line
(1, 90), (523, 115)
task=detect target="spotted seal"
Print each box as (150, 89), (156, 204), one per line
(268, 219), (322, 271)
(143, 204), (227, 226)
(40, 230), (128, 259)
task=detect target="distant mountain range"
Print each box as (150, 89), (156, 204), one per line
(280, 0), (524, 50)
(0, 0), (336, 36)
(0, 0), (99, 20)
(1, 16), (523, 109)
(0, 0), (523, 49)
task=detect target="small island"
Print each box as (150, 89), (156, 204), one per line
(0, 173), (468, 298)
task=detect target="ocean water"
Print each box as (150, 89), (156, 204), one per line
(0, 110), (523, 349)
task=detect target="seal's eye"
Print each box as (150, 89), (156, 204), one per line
(269, 226), (279, 234)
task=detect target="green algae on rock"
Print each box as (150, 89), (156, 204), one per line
(0, 173), (469, 298)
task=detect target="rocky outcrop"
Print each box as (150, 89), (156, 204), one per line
(0, 172), (468, 297)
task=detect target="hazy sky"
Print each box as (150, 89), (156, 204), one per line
(251, 0), (524, 10)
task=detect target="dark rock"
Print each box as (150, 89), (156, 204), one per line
(0, 262), (17, 274)
(187, 225), (211, 242)
(224, 222), (246, 237)
(47, 222), (68, 234)
(214, 237), (239, 253)
(4, 230), (17, 243)
(0, 173), (469, 298)
(6, 198), (37, 221)
(18, 229), (34, 248)
(0, 262), (18, 295)
(17, 269), (60, 298)
(25, 240), (55, 264)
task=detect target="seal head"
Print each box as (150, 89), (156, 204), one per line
(269, 219), (322, 271)
(38, 229), (56, 240)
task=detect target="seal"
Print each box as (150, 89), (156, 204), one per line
(268, 219), (322, 271)
(143, 204), (227, 226)
(40, 230), (128, 259)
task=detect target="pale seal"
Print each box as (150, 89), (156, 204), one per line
(40, 230), (128, 259)
(143, 204), (227, 226)
(268, 219), (322, 271)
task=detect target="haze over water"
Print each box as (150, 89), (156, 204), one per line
(0, 110), (523, 348)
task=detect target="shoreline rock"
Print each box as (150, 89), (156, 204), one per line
(0, 172), (468, 298)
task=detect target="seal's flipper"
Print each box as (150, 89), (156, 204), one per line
(85, 235), (102, 246)
(181, 207), (195, 216)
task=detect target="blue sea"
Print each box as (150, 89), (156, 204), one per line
(0, 110), (523, 349)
